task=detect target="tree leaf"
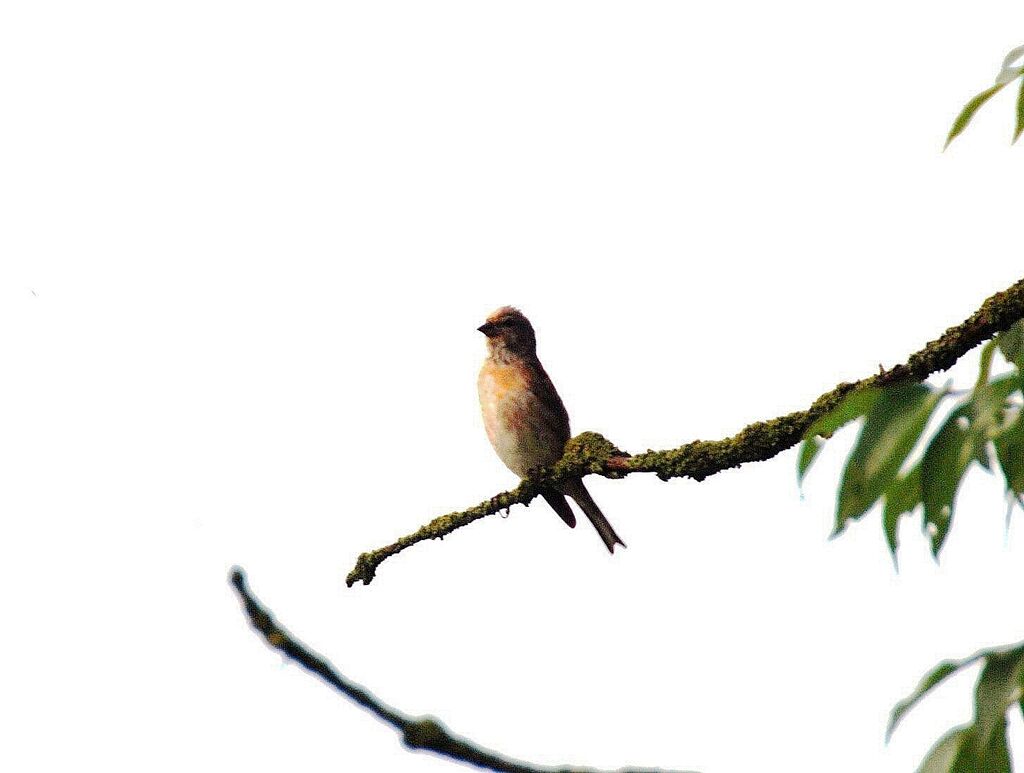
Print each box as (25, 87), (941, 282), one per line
(1015, 75), (1024, 144)
(883, 464), (921, 562)
(997, 44), (1024, 85)
(972, 374), (1021, 430)
(896, 646), (1024, 773)
(945, 82), (1008, 149)
(797, 387), (880, 483)
(938, 648), (1024, 773)
(975, 340), (997, 391)
(835, 384), (944, 534)
(914, 722), (1010, 773)
(921, 406), (975, 556)
(994, 412), (1024, 495)
(962, 374), (1019, 470)
(916, 725), (971, 773)
(996, 321), (1024, 370)
(888, 655), (982, 740)
(970, 374), (1023, 469)
(972, 717), (1012, 773)
(971, 435), (992, 472)
(971, 647), (1024, 755)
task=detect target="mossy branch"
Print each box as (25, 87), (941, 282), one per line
(348, 277), (1024, 588)
(231, 567), (691, 773)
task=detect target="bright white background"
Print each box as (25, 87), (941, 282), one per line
(2, 2), (1023, 771)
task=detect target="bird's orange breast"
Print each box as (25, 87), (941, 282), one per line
(481, 361), (527, 402)
(478, 354), (568, 479)
(478, 360), (530, 445)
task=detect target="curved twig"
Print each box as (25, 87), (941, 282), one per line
(348, 277), (1024, 587)
(231, 568), (690, 773)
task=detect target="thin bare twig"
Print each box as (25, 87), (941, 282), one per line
(231, 568), (690, 773)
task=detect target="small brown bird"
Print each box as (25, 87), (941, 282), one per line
(477, 306), (625, 552)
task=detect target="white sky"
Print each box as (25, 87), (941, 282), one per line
(3, 2), (1024, 772)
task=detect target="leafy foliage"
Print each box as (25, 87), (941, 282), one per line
(947, 83), (1013, 148)
(945, 44), (1024, 148)
(920, 404), (973, 555)
(888, 641), (1024, 773)
(834, 384), (944, 534)
(800, 324), (1024, 764)
(797, 388), (880, 482)
(798, 322), (1024, 562)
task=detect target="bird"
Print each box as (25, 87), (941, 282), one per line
(476, 306), (625, 553)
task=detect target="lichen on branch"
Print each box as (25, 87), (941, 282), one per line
(347, 277), (1024, 588)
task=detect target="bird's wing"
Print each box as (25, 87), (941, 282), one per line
(523, 356), (571, 447)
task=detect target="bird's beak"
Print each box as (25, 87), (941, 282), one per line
(477, 322), (499, 337)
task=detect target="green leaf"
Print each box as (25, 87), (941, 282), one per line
(911, 376), (1021, 557)
(897, 646), (1024, 773)
(996, 321), (1024, 370)
(888, 657), (979, 740)
(1015, 75), (1024, 144)
(994, 412), (1024, 495)
(972, 647), (1024, 754)
(970, 374), (1023, 468)
(883, 464), (921, 562)
(945, 82), (1009, 149)
(997, 45), (1024, 85)
(916, 725), (971, 773)
(921, 407), (975, 556)
(835, 384), (944, 533)
(797, 438), (821, 483)
(973, 718), (1012, 773)
(972, 374), (1021, 430)
(797, 388), (880, 483)
(917, 722), (1010, 773)
(933, 649), (1024, 773)
(971, 436), (992, 472)
(975, 340), (997, 392)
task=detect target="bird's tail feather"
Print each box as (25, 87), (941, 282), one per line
(563, 479), (625, 553)
(541, 491), (577, 528)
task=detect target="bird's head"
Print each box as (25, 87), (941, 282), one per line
(478, 306), (537, 356)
